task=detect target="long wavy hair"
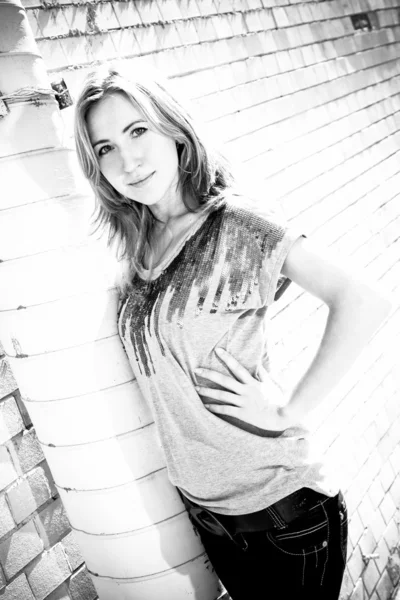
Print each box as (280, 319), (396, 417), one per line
(74, 62), (235, 289)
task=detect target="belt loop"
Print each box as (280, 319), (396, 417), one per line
(234, 534), (249, 552)
(266, 505), (287, 530)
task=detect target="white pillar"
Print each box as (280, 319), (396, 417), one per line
(0, 2), (220, 598)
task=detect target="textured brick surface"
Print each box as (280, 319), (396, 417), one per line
(26, 543), (71, 600)
(0, 520), (43, 579)
(0, 573), (35, 600)
(45, 583), (71, 600)
(10, 429), (44, 474)
(0, 564), (5, 591)
(0, 493), (15, 539)
(34, 498), (70, 548)
(7, 465), (52, 524)
(60, 531), (84, 572)
(0, 445), (18, 492)
(68, 566), (97, 600)
(0, 396), (24, 444)
(0, 360), (18, 399)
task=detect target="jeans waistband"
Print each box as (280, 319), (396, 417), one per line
(180, 488), (339, 538)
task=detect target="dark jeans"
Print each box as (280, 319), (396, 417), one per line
(191, 492), (348, 600)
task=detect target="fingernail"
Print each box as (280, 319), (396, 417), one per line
(216, 347), (224, 354)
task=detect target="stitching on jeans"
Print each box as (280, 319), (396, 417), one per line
(320, 502), (330, 585)
(265, 504), (329, 557)
(267, 506), (287, 529)
(274, 521), (326, 540)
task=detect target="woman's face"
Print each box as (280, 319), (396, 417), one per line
(87, 92), (180, 207)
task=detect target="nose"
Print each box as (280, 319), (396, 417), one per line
(120, 145), (141, 173)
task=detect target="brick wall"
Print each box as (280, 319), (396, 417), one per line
(0, 345), (98, 600)
(1, 0), (399, 599)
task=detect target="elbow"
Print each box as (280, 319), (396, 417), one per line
(329, 283), (393, 330)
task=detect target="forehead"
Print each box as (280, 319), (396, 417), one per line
(87, 93), (145, 142)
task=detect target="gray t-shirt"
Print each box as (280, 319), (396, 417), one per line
(118, 202), (339, 515)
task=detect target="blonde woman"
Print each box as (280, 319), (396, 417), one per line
(74, 63), (391, 600)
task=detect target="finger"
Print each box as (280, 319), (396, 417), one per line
(195, 368), (243, 394)
(196, 386), (243, 406)
(215, 348), (254, 384)
(205, 403), (242, 418)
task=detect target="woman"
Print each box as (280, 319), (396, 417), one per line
(74, 63), (391, 600)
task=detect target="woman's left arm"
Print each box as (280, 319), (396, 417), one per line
(279, 236), (393, 422)
(196, 236), (393, 431)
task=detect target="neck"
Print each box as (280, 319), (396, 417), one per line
(148, 179), (198, 224)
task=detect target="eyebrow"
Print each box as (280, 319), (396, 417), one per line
(92, 120), (146, 148)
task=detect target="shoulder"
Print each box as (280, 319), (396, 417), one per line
(220, 198), (288, 237)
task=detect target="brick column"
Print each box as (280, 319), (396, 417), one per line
(0, 2), (220, 598)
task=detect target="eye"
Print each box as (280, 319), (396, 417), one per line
(130, 127), (147, 138)
(98, 144), (112, 157)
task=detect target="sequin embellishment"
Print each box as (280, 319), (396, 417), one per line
(119, 205), (285, 377)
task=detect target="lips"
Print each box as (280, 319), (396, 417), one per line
(128, 172), (154, 186)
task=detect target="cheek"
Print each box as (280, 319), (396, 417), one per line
(158, 141), (179, 174)
(99, 159), (118, 184)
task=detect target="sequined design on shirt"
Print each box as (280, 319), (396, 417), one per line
(119, 205), (285, 377)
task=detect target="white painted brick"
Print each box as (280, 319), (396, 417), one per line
(0, 397), (24, 444)
(376, 569), (394, 600)
(349, 510), (365, 548)
(87, 31), (118, 61)
(363, 559), (380, 597)
(375, 535), (391, 575)
(383, 519), (399, 551)
(35, 39), (67, 70)
(246, 0), (263, 8)
(36, 8), (70, 38)
(358, 494), (376, 528)
(0, 520), (43, 579)
(379, 494), (397, 525)
(45, 583), (71, 600)
(7, 465), (52, 524)
(6, 477), (39, 524)
(178, 0), (201, 18)
(26, 543), (71, 600)
(61, 5), (87, 32)
(0, 360), (18, 399)
(134, 0), (163, 23)
(347, 546), (365, 586)
(95, 2), (120, 30)
(380, 461), (396, 493)
(60, 531), (84, 571)
(0, 574), (35, 600)
(0, 446), (17, 492)
(112, 2), (142, 27)
(25, 8), (43, 38)
(34, 498), (70, 548)
(110, 28), (139, 58)
(134, 25), (162, 53)
(176, 19), (200, 45)
(68, 566), (97, 600)
(0, 565), (4, 591)
(196, 0), (217, 16)
(0, 494), (15, 539)
(157, 0), (182, 21)
(10, 429), (44, 474)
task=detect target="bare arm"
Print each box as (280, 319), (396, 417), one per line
(196, 235), (392, 431)
(279, 236), (392, 422)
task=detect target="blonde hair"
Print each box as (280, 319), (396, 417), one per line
(74, 62), (234, 288)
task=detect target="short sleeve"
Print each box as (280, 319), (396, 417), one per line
(261, 220), (306, 306)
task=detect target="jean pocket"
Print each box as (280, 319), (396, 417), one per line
(266, 511), (329, 556)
